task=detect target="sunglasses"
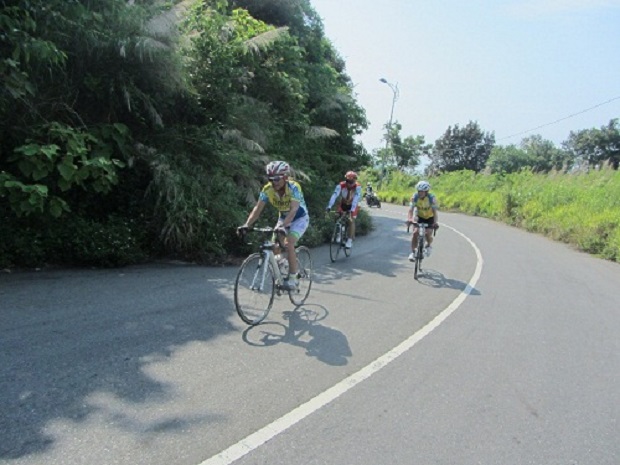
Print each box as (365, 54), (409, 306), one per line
(268, 175), (284, 182)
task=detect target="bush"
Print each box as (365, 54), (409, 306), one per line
(0, 222), (47, 269)
(59, 216), (148, 267)
(0, 214), (148, 269)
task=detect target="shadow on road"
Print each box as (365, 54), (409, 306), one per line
(0, 264), (237, 460)
(413, 268), (482, 295)
(241, 304), (352, 366)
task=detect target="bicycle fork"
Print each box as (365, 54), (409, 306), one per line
(250, 252), (276, 291)
(251, 251), (290, 294)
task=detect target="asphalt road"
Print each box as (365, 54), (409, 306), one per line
(1, 205), (619, 465)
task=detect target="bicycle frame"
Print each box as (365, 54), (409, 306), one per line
(336, 213), (349, 238)
(407, 221), (436, 280)
(252, 232), (289, 292)
(416, 223), (428, 254)
(330, 211), (352, 262)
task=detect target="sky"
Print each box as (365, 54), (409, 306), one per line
(310, 0), (620, 154)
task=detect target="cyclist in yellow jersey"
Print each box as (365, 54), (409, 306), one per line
(407, 180), (439, 261)
(238, 161), (309, 290)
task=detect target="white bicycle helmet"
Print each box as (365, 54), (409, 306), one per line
(416, 180), (431, 192)
(265, 160), (291, 177)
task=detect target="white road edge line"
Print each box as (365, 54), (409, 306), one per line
(199, 223), (483, 465)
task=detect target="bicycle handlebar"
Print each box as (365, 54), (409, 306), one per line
(236, 226), (288, 246)
(405, 221), (438, 235)
(237, 226), (287, 235)
(328, 210), (351, 218)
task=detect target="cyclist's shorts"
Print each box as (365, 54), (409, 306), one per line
(417, 216), (434, 227)
(338, 203), (360, 218)
(276, 214), (309, 240)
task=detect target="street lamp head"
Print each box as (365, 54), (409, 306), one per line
(379, 78), (387, 83)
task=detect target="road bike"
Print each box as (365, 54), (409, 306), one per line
(406, 221), (437, 280)
(329, 211), (352, 262)
(234, 227), (313, 325)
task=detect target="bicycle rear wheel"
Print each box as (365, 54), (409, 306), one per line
(234, 252), (275, 325)
(329, 222), (341, 262)
(289, 246), (313, 306)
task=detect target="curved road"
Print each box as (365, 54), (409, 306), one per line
(1, 206), (618, 465)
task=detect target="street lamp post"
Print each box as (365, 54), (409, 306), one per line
(379, 78), (399, 186)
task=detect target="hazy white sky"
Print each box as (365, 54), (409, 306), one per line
(310, 0), (620, 152)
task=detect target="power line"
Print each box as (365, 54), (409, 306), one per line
(497, 95), (620, 142)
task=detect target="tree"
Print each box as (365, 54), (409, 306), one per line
(563, 119), (620, 169)
(428, 121), (495, 173)
(520, 135), (573, 172)
(388, 123), (430, 172)
(487, 136), (574, 174)
(0, 0), (162, 218)
(486, 144), (531, 174)
(231, 0), (369, 177)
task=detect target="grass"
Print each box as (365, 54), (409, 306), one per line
(369, 167), (620, 262)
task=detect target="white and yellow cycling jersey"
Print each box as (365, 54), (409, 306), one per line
(410, 192), (438, 220)
(259, 180), (308, 221)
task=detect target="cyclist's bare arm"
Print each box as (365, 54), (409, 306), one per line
(243, 199), (266, 228)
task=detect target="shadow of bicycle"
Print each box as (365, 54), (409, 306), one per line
(241, 304), (352, 366)
(411, 268), (481, 295)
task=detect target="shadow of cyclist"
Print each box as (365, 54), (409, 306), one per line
(241, 304), (352, 366)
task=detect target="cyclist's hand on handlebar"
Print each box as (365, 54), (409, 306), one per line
(325, 207), (331, 213)
(237, 225), (249, 237)
(275, 226), (288, 236)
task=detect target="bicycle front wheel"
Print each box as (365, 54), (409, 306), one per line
(289, 246), (313, 306)
(414, 242), (424, 280)
(329, 222), (341, 262)
(234, 253), (275, 325)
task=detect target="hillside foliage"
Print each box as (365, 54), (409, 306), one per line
(0, 0), (370, 268)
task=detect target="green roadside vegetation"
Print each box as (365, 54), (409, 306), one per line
(1, 1), (618, 269)
(0, 0), (373, 269)
(368, 167), (620, 262)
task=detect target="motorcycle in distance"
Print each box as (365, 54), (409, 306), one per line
(365, 191), (381, 208)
